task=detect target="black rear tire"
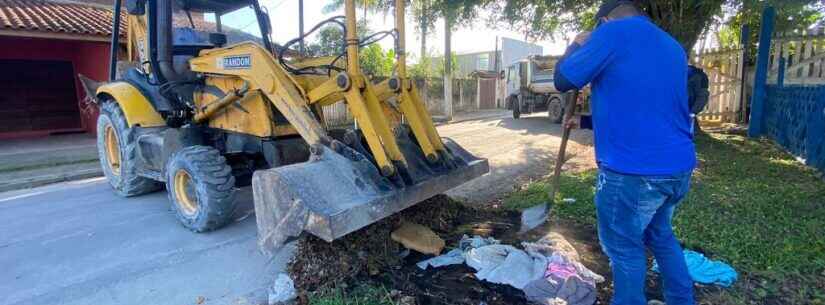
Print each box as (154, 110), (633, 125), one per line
(165, 146), (237, 232)
(97, 101), (161, 197)
(512, 97), (521, 119)
(547, 96), (564, 124)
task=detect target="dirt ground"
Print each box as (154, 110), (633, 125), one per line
(287, 114), (722, 304)
(288, 194), (734, 305)
(287, 114), (605, 304)
(438, 114), (596, 203)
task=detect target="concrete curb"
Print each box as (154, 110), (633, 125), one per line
(434, 111), (509, 126)
(0, 168), (104, 193)
(0, 112), (509, 193)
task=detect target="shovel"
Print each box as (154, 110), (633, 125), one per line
(520, 90), (579, 233)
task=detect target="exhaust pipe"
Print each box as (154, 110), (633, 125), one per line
(148, 0), (182, 83)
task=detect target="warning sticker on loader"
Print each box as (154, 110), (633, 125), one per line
(220, 55), (251, 70)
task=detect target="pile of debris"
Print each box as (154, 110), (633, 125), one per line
(415, 234), (604, 305)
(287, 195), (469, 293)
(286, 194), (606, 305)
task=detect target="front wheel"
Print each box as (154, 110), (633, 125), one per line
(165, 146), (237, 232)
(97, 101), (161, 196)
(547, 96), (564, 124)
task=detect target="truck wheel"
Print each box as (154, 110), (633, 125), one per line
(547, 96), (564, 124)
(165, 146), (237, 232)
(97, 101), (161, 197)
(511, 97), (521, 119)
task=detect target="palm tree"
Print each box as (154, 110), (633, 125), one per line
(322, 0), (392, 20)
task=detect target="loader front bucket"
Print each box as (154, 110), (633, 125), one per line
(252, 137), (488, 255)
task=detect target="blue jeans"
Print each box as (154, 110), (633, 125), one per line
(595, 168), (695, 305)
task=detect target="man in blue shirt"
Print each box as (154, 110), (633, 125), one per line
(554, 1), (697, 304)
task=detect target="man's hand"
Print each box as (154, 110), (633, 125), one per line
(564, 115), (580, 130)
(574, 31), (592, 45)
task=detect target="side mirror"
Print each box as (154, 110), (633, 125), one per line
(257, 11), (273, 35)
(125, 0), (146, 15)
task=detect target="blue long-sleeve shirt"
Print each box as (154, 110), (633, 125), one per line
(553, 16), (696, 175)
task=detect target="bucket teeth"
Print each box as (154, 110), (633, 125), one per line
(252, 136), (488, 256)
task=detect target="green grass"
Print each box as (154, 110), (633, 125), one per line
(503, 132), (825, 304)
(309, 285), (398, 305)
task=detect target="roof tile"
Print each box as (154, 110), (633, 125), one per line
(0, 0), (126, 37)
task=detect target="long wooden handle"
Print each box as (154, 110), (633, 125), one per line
(548, 90), (579, 202)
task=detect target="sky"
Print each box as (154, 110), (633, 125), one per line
(214, 0), (574, 61)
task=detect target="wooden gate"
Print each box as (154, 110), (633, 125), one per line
(477, 78), (496, 109)
(691, 48), (745, 122)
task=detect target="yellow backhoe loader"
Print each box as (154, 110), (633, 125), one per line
(89, 0), (488, 254)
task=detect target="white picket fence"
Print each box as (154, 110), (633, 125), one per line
(691, 47), (746, 122)
(769, 29), (825, 85)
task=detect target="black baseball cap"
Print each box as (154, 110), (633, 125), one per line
(595, 0), (637, 21)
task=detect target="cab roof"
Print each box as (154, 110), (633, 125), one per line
(176, 0), (255, 14)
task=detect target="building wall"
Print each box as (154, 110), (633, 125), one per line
(454, 51), (498, 78)
(500, 37), (543, 69)
(0, 36), (111, 137)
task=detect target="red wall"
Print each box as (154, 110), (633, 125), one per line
(0, 36), (110, 137)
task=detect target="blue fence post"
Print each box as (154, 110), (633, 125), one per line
(738, 24), (750, 123)
(777, 57), (786, 87)
(748, 6), (776, 138)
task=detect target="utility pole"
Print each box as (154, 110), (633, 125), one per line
(298, 0), (305, 54)
(444, 15), (453, 120)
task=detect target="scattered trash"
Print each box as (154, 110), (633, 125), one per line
(466, 244), (546, 289)
(416, 234), (604, 304)
(523, 274), (595, 305)
(460, 235), (501, 249)
(268, 273), (296, 305)
(391, 222), (445, 255)
(416, 235), (501, 270)
(417, 248), (464, 269)
(562, 198), (577, 203)
(652, 250), (737, 287)
(544, 253), (604, 284)
(524, 232), (582, 262)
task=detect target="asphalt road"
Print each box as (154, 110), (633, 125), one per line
(0, 112), (594, 305)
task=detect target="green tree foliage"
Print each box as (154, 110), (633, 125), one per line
(486, 0), (822, 52)
(303, 20), (395, 78)
(716, 1), (823, 49)
(360, 44), (396, 77)
(304, 21), (370, 57)
(322, 0), (394, 16)
(487, 0), (725, 50)
(409, 53), (436, 78)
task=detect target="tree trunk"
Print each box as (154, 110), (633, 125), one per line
(444, 14), (453, 120)
(420, 0), (427, 59)
(420, 0), (428, 104)
(640, 0), (725, 51)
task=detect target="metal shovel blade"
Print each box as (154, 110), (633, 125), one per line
(252, 138), (489, 256)
(519, 202), (550, 233)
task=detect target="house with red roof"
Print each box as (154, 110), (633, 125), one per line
(0, 0), (259, 139)
(0, 0), (129, 138)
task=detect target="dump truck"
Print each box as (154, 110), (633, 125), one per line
(505, 55), (569, 122)
(87, 0), (488, 255)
